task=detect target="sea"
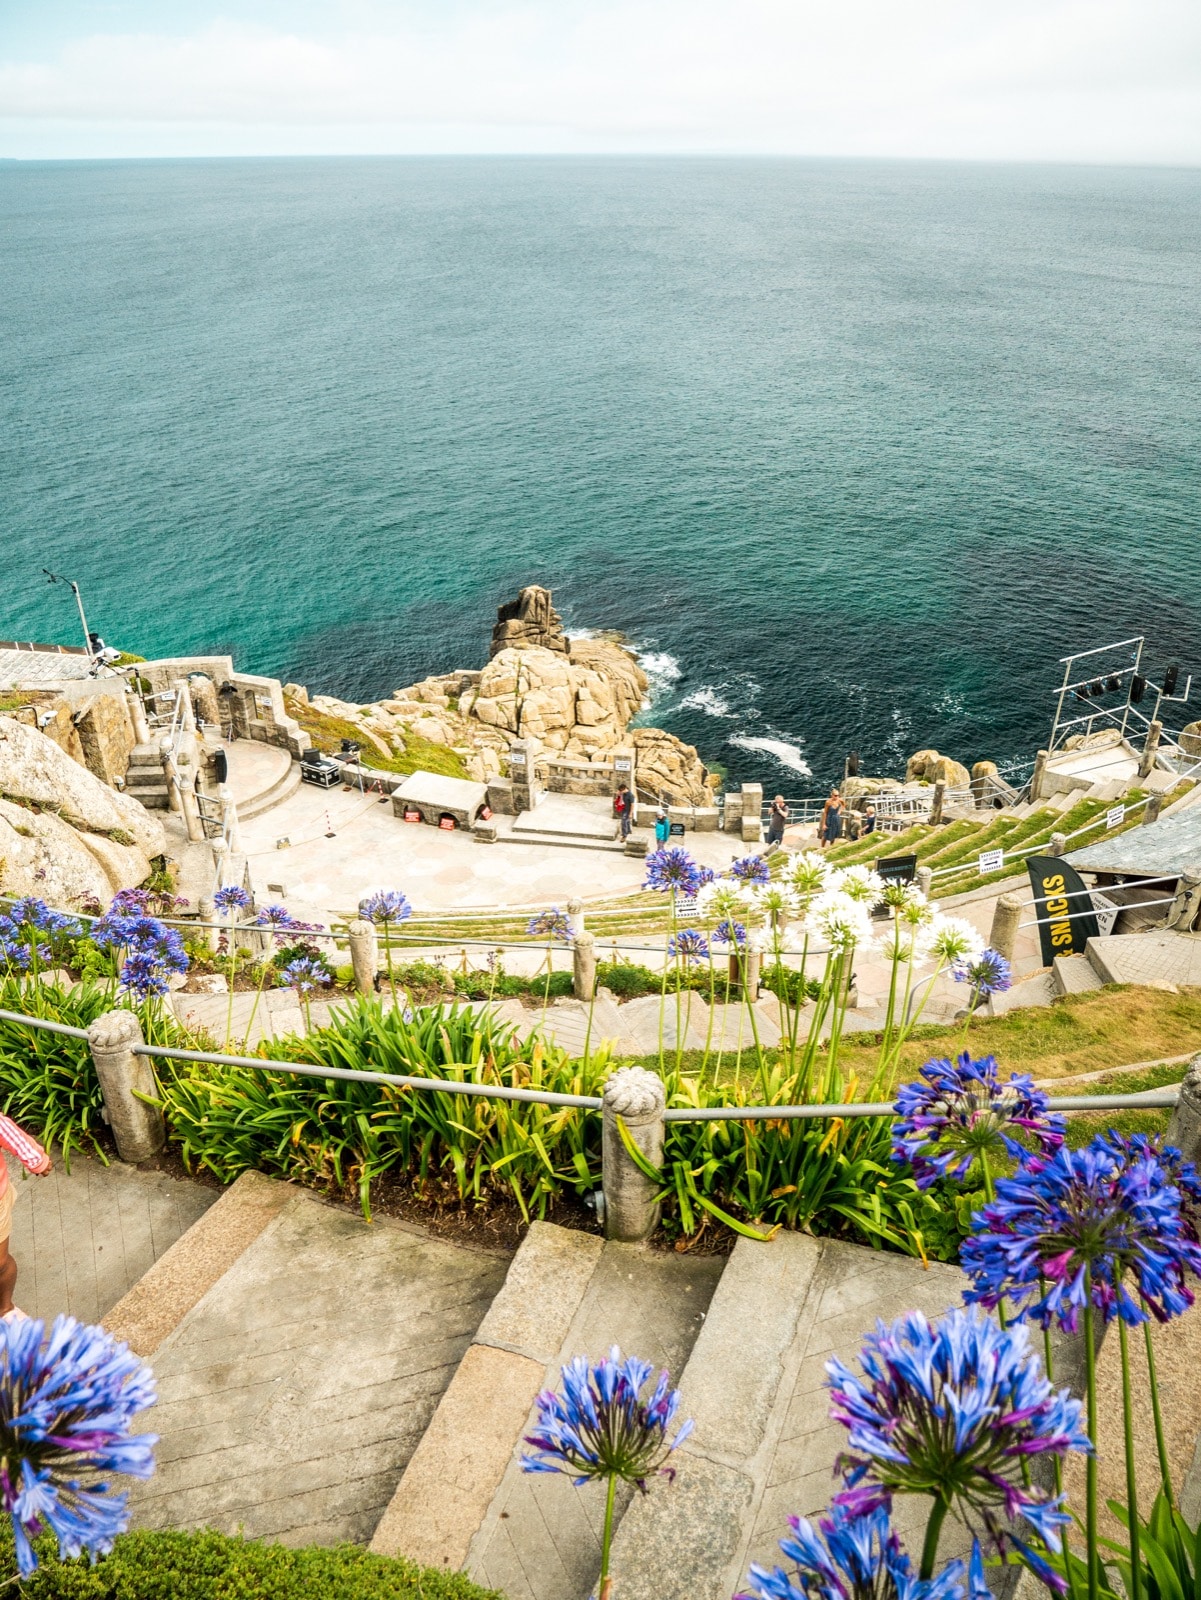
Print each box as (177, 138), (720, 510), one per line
(3, 156), (1201, 792)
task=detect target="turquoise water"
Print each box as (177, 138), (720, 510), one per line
(3, 156), (1201, 789)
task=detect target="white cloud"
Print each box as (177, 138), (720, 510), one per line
(1, 0), (1200, 161)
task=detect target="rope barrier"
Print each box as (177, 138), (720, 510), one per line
(0, 1003), (1184, 1122)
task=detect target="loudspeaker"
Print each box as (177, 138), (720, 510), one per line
(1163, 664), (1180, 697)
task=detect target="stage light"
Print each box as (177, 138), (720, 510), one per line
(1164, 664), (1180, 696)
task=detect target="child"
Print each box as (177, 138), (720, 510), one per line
(654, 807), (671, 847)
(0, 1114), (52, 1322)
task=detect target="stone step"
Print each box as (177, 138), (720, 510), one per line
(1052, 952), (1105, 996)
(239, 756), (303, 820)
(106, 1170), (511, 1551)
(609, 1234), (971, 1600)
(372, 1221), (723, 1599)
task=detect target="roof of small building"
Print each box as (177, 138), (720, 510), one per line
(396, 770), (488, 807)
(1066, 806), (1201, 878)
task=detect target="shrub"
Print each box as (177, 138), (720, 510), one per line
(1, 1525), (501, 1599)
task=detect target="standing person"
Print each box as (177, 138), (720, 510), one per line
(766, 795), (789, 847)
(614, 783), (634, 840)
(862, 803), (877, 836)
(818, 788), (844, 850)
(654, 806), (671, 848)
(0, 1114), (53, 1321)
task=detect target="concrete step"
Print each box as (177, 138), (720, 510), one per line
(372, 1222), (722, 1597)
(1052, 952), (1105, 996)
(240, 756), (303, 820)
(1086, 931), (1201, 988)
(106, 1171), (511, 1550)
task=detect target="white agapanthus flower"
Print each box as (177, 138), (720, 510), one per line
(833, 864), (886, 906)
(879, 878), (925, 913)
(786, 851), (830, 902)
(697, 880), (752, 926)
(926, 914), (986, 965)
(878, 918), (938, 965)
(755, 881), (799, 927)
(809, 890), (876, 953)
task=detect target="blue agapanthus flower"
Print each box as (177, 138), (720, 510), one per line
(668, 929), (710, 965)
(0, 898), (82, 956)
(1096, 1131), (1201, 1246)
(828, 1307), (1088, 1591)
(952, 948), (1012, 999)
(891, 1054), (1065, 1190)
(527, 907), (574, 944)
(522, 1346), (692, 1490)
(643, 848), (703, 897)
(737, 1502), (986, 1600)
(961, 1138), (1201, 1329)
(731, 854), (772, 886)
(212, 884), (251, 915)
(0, 1314), (157, 1576)
(279, 956), (331, 996)
(713, 919), (747, 949)
(359, 889), (413, 925)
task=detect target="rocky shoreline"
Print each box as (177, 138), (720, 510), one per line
(284, 585), (717, 806)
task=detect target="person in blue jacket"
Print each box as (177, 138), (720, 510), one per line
(654, 806), (671, 847)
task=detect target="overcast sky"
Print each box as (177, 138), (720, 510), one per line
(2, 0), (1200, 163)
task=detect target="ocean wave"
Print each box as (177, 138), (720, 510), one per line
(728, 734), (812, 777)
(636, 649), (683, 704)
(680, 685), (733, 717)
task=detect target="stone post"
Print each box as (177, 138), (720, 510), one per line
(1143, 791), (1164, 827)
(159, 736), (182, 813)
(179, 777), (204, 843)
(219, 783), (243, 854)
(929, 780), (946, 826)
(507, 738), (541, 815)
(197, 894), (218, 953)
(87, 1009), (165, 1163)
(743, 947), (762, 1000)
(602, 1067), (665, 1242)
(1138, 719), (1164, 781)
(567, 898), (585, 940)
(1048, 832), (1067, 858)
(129, 691), (150, 746)
(722, 790), (743, 835)
(915, 865), (933, 900)
(1168, 868), (1201, 932)
(1167, 1055), (1201, 1167)
(989, 893), (1023, 964)
(573, 932), (597, 1001)
(348, 919), (378, 997)
(739, 784), (763, 840)
(1030, 749), (1050, 803)
(174, 677), (197, 735)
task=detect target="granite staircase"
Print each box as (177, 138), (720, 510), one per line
(123, 744), (172, 810)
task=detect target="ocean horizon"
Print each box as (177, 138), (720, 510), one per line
(4, 154), (1200, 790)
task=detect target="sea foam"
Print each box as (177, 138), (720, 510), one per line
(728, 734), (812, 777)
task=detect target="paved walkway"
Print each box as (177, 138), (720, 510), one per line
(6, 1151), (215, 1326)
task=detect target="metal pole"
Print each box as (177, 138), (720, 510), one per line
(70, 582), (92, 658)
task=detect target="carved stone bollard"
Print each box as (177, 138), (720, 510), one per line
(573, 931), (597, 1001)
(1030, 749), (1050, 803)
(1048, 832), (1067, 858)
(348, 919), (378, 997)
(1144, 791), (1164, 827)
(567, 898), (585, 940)
(601, 1067), (665, 1242)
(929, 780), (946, 826)
(989, 893), (1024, 963)
(87, 1009), (165, 1163)
(1168, 1055), (1201, 1167)
(915, 865), (933, 900)
(1139, 719), (1163, 781)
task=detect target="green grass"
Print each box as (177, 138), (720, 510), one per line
(285, 697), (468, 781)
(2, 1526), (501, 1599)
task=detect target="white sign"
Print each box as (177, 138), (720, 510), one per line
(676, 895), (699, 922)
(614, 757), (632, 773)
(978, 848), (1005, 875)
(1092, 890), (1121, 937)
(1106, 805), (1126, 830)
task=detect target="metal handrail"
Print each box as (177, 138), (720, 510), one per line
(0, 1004), (1184, 1121)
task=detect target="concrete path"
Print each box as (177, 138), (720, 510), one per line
(6, 1151), (215, 1326)
(128, 1185), (509, 1549)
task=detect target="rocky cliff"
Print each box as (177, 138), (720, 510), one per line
(0, 717), (167, 907)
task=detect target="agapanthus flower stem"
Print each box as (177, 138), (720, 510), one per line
(1083, 1272), (1100, 1600)
(919, 1496), (950, 1581)
(1117, 1304), (1143, 1600)
(600, 1470), (618, 1598)
(1143, 1321), (1174, 1505)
